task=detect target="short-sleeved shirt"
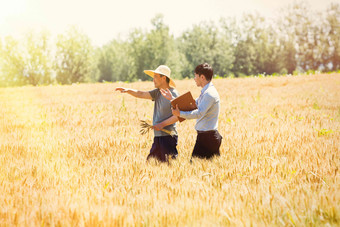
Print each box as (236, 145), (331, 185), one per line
(149, 88), (180, 137)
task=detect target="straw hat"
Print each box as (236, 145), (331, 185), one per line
(144, 65), (176, 88)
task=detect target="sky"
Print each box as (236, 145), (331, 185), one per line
(0, 0), (337, 46)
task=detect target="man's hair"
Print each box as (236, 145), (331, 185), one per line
(194, 63), (213, 81)
(160, 74), (170, 84)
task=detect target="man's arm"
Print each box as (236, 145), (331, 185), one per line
(153, 115), (179, 131)
(160, 88), (174, 101)
(173, 94), (215, 119)
(115, 87), (152, 100)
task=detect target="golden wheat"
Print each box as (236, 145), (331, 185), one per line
(139, 120), (176, 137)
(0, 74), (339, 226)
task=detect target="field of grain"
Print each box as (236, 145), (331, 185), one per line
(0, 74), (339, 226)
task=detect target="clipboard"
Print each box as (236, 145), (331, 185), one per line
(171, 91), (197, 122)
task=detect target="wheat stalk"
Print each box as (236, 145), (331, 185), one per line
(140, 120), (177, 137)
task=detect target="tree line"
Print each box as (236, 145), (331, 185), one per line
(0, 2), (339, 87)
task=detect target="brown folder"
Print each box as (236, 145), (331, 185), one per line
(171, 91), (197, 122)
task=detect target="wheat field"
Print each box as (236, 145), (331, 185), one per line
(0, 74), (339, 226)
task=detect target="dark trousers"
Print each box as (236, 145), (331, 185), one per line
(147, 135), (178, 162)
(192, 130), (222, 159)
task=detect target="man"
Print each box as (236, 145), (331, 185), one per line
(115, 65), (179, 162)
(161, 63), (222, 160)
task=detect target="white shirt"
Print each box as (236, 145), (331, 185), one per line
(179, 82), (220, 131)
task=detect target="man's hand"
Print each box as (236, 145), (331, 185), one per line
(115, 87), (152, 99)
(152, 122), (164, 131)
(160, 88), (173, 101)
(172, 104), (180, 117)
(115, 87), (129, 93)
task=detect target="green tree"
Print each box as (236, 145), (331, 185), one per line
(253, 21), (284, 75)
(324, 3), (340, 71)
(0, 36), (26, 86)
(145, 14), (172, 67)
(279, 2), (320, 72)
(180, 21), (234, 77)
(166, 40), (190, 79)
(0, 38), (3, 86)
(97, 44), (114, 82)
(126, 14), (179, 81)
(97, 39), (132, 82)
(226, 15), (258, 76)
(22, 30), (53, 85)
(127, 28), (147, 81)
(228, 14), (283, 75)
(54, 26), (95, 84)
